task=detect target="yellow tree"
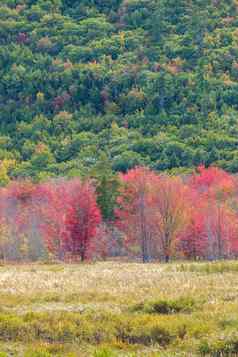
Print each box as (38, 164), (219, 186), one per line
(152, 176), (188, 262)
(0, 160), (15, 187)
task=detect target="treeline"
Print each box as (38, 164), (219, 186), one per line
(2, 1), (238, 181)
(0, 165), (238, 263)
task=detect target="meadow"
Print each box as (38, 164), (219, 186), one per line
(0, 261), (237, 356)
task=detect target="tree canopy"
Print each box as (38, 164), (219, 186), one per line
(1, 0), (238, 181)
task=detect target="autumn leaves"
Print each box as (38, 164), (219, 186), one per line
(117, 166), (238, 262)
(0, 165), (238, 262)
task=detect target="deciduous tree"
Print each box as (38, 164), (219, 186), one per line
(116, 166), (158, 262)
(151, 176), (188, 262)
(64, 179), (101, 261)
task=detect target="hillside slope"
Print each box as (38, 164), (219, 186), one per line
(1, 0), (238, 181)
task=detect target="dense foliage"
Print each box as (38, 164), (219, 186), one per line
(1, 166), (238, 262)
(1, 0), (238, 182)
(116, 166), (238, 262)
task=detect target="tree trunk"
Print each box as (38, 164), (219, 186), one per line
(80, 248), (85, 262)
(142, 247), (149, 263)
(139, 191), (150, 263)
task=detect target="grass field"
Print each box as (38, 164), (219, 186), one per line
(0, 261), (237, 356)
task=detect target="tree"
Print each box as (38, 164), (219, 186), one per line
(190, 166), (236, 199)
(64, 179), (101, 261)
(180, 198), (238, 260)
(28, 178), (102, 262)
(151, 176), (188, 262)
(181, 166), (238, 260)
(116, 166), (158, 262)
(179, 208), (208, 260)
(202, 201), (238, 259)
(30, 143), (55, 171)
(0, 188), (10, 261)
(0, 160), (15, 187)
(0, 180), (47, 261)
(37, 180), (69, 260)
(90, 152), (120, 222)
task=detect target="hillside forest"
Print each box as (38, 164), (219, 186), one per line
(1, 0), (238, 182)
(2, 1), (238, 263)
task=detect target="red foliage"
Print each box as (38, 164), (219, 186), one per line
(4, 180), (38, 236)
(190, 165), (236, 199)
(0, 178), (101, 261)
(179, 201), (208, 259)
(6, 180), (36, 204)
(52, 92), (71, 111)
(116, 166), (158, 262)
(38, 179), (101, 261)
(36, 180), (69, 258)
(179, 167), (238, 259)
(17, 32), (28, 44)
(117, 166), (238, 261)
(0, 165), (238, 262)
(116, 167), (187, 262)
(64, 179), (101, 261)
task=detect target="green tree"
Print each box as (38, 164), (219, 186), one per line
(90, 152), (120, 221)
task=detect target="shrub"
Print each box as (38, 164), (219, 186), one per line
(0, 314), (32, 341)
(199, 334), (238, 356)
(127, 325), (172, 346)
(116, 317), (173, 347)
(132, 297), (195, 314)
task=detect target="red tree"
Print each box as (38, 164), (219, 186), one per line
(190, 165), (236, 199)
(36, 180), (69, 259)
(116, 166), (158, 262)
(38, 179), (101, 261)
(64, 179), (101, 261)
(178, 190), (208, 260)
(179, 166), (238, 260)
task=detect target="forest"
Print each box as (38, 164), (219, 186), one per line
(2, 2), (238, 356)
(1, 165), (238, 263)
(1, 0), (238, 183)
(1, 0), (238, 262)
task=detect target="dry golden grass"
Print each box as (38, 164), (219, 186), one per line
(0, 261), (237, 356)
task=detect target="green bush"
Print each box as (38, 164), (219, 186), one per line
(199, 335), (238, 356)
(116, 317), (173, 347)
(132, 297), (195, 314)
